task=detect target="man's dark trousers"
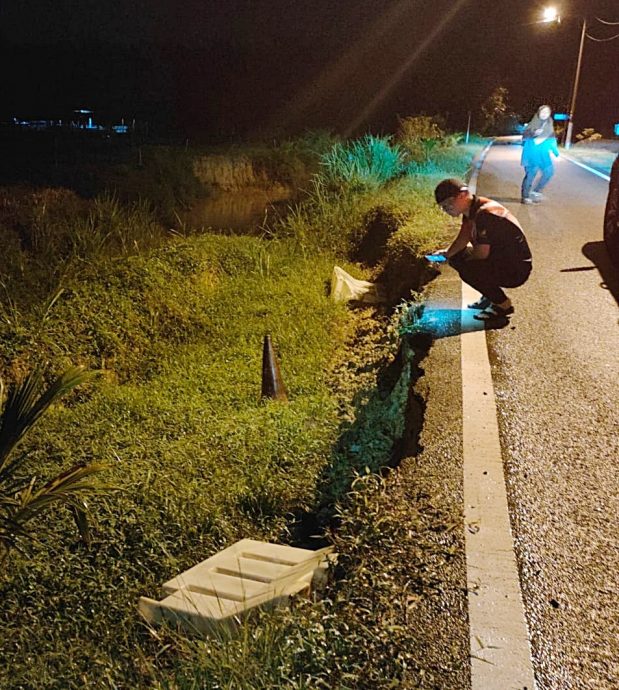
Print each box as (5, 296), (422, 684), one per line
(449, 250), (532, 304)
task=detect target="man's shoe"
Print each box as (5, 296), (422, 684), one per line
(521, 197), (533, 205)
(474, 304), (514, 321)
(468, 296), (492, 310)
(530, 191), (543, 203)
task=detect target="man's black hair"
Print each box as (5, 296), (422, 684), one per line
(434, 178), (469, 204)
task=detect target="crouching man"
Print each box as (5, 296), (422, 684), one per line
(433, 178), (532, 320)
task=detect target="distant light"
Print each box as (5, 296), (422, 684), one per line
(553, 113), (569, 121)
(542, 7), (559, 23)
(614, 123), (619, 136)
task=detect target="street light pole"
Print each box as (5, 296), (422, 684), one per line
(565, 16), (587, 149)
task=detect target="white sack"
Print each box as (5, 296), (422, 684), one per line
(330, 266), (385, 304)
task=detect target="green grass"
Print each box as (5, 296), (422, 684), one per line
(0, 136), (481, 689)
(223, 131), (339, 189)
(0, 133), (337, 229)
(142, 469), (464, 689)
(0, 235), (354, 689)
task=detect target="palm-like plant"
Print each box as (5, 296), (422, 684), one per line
(0, 365), (106, 565)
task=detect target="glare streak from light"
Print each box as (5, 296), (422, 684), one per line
(343, 0), (470, 136)
(270, 0), (417, 132)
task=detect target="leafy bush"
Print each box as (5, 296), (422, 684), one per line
(479, 86), (513, 135)
(575, 127), (603, 143)
(396, 115), (459, 164)
(397, 114), (445, 143)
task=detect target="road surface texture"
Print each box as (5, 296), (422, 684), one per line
(478, 143), (619, 689)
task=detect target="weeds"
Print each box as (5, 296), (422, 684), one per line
(143, 468), (466, 689)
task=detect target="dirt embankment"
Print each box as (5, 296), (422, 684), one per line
(194, 155), (268, 190)
(193, 155), (293, 196)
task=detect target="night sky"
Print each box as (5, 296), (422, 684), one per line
(1, 0), (618, 140)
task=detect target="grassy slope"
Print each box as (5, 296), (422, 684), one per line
(0, 142), (480, 689)
(0, 235), (354, 688)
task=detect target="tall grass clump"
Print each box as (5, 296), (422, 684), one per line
(0, 186), (167, 313)
(271, 135), (409, 256)
(275, 175), (368, 256)
(320, 135), (404, 190)
(73, 145), (206, 226)
(0, 186), (162, 262)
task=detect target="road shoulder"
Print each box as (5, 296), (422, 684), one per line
(399, 266), (471, 688)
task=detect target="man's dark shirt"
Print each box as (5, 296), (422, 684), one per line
(466, 195), (532, 264)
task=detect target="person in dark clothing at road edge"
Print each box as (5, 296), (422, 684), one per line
(432, 178), (533, 320)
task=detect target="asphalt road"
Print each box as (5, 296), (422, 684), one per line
(478, 144), (619, 689)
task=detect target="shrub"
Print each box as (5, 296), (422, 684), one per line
(575, 128), (603, 143)
(397, 114), (445, 143)
(396, 115), (453, 164)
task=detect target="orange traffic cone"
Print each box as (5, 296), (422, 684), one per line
(261, 335), (288, 401)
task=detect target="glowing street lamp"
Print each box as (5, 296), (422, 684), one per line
(541, 8), (619, 147)
(542, 7), (559, 23)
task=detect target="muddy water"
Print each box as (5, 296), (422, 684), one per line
(180, 187), (294, 234)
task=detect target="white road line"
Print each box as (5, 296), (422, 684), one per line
(561, 154), (611, 181)
(460, 145), (536, 689)
(461, 285), (536, 690)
